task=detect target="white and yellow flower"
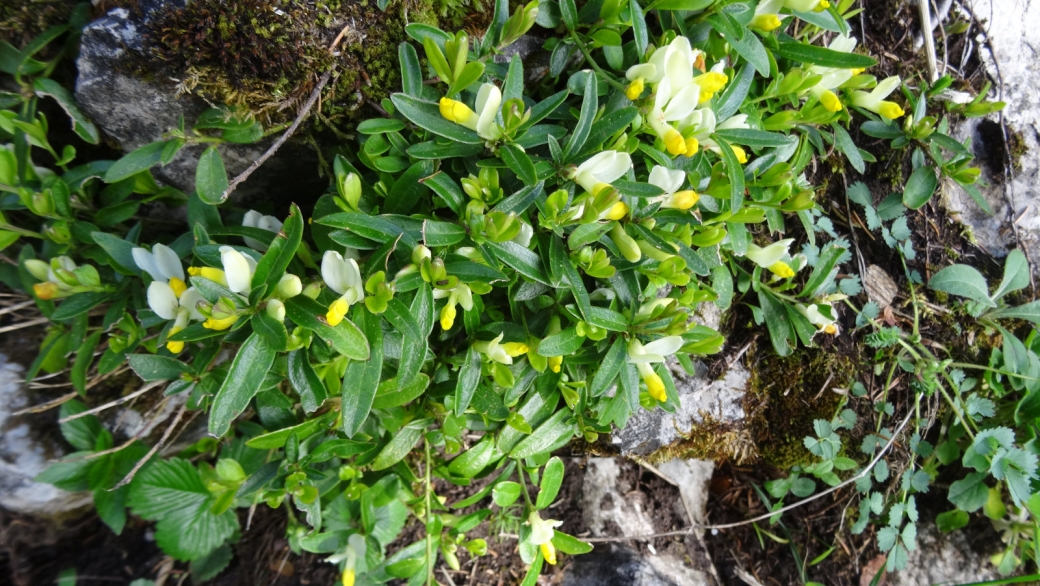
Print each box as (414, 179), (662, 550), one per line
(527, 512), (564, 565)
(572, 150), (633, 197)
(321, 250), (364, 327)
(242, 210), (283, 251)
(681, 108), (751, 162)
(783, 0), (830, 11)
(796, 303), (839, 335)
(439, 82), (503, 140)
(745, 238), (796, 278)
(433, 282), (473, 330)
(849, 76), (905, 120)
(647, 165), (699, 210)
(801, 35), (860, 112)
(474, 333), (528, 365)
(134, 243), (205, 352)
(750, 0), (784, 31)
(627, 336), (684, 402)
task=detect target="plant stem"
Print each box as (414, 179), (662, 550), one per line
(569, 32), (627, 92)
(425, 437), (434, 586)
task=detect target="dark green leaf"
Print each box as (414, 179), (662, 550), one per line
(195, 147), (229, 205)
(500, 144), (537, 185)
(34, 78), (99, 144)
(371, 420), (425, 471)
(287, 348), (327, 413)
(51, 292), (112, 321)
(128, 354), (192, 381)
(775, 42), (878, 69)
(714, 136), (745, 212)
(589, 337), (626, 397)
(536, 457), (564, 509)
(563, 74), (597, 160)
(284, 296), (371, 359)
(209, 333), (277, 437)
(903, 165), (938, 210)
(454, 347), (483, 416)
(251, 203), (303, 294)
(385, 160), (434, 214)
(509, 409), (576, 459)
(487, 241), (549, 284)
(391, 94), (482, 144)
(536, 328), (584, 356)
(104, 141), (168, 183)
(341, 308), (384, 438)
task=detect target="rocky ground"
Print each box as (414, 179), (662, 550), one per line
(3, 0), (1039, 584)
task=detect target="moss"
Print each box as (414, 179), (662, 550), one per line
(0, 0), (80, 48)
(743, 344), (853, 470)
(648, 414), (759, 465)
(138, 0), (494, 131)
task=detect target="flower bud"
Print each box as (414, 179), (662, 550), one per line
(302, 281), (322, 299)
(275, 274), (303, 298)
(412, 245), (432, 265)
(24, 259), (51, 281)
(33, 281), (61, 300)
(266, 299), (286, 321)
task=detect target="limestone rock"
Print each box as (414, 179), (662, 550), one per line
(74, 1), (324, 205)
(573, 458), (711, 586)
(887, 521), (1000, 586)
(0, 353), (92, 517)
(944, 0), (1040, 262)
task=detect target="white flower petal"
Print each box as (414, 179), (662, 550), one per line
(716, 114), (750, 131)
(321, 250), (350, 294)
(662, 83), (700, 121)
(132, 248), (163, 281)
(242, 210), (262, 229)
(220, 246), (253, 293)
(642, 335), (684, 357)
(178, 287), (206, 321)
(147, 281), (179, 320)
(258, 215), (283, 233)
(152, 243), (184, 281)
(873, 76), (901, 100)
(626, 63), (656, 81)
(475, 83), (502, 140)
(648, 166), (685, 195)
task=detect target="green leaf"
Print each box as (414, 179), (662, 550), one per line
(58, 400), (104, 451)
(503, 54), (524, 103)
(509, 409), (576, 459)
(190, 544), (233, 583)
(902, 165), (938, 210)
(390, 94), (481, 144)
(448, 61), (485, 97)
(759, 290), (794, 357)
(552, 531), (593, 554)
(245, 411), (335, 449)
(358, 118), (407, 135)
(988, 300), (1040, 325)
(928, 264), (995, 307)
(947, 472), (989, 512)
(251, 203), (303, 295)
(195, 147), (229, 205)
(992, 248), (1030, 301)
(283, 296), (370, 360)
(421, 171), (467, 216)
(251, 311), (288, 351)
(91, 231), (140, 274)
(500, 144), (537, 185)
(494, 181), (545, 215)
(579, 107), (638, 156)
(775, 42), (878, 69)
(385, 160), (434, 215)
(559, 0), (577, 30)
(630, 0), (649, 55)
(800, 244), (846, 298)
(341, 308), (384, 438)
(447, 436), (495, 478)
(487, 241), (549, 284)
(371, 420), (426, 471)
(713, 14), (770, 76)
(104, 141), (168, 182)
(407, 140), (483, 160)
(51, 292), (112, 321)
(34, 78), (99, 144)
(563, 74), (597, 160)
(397, 283), (433, 391)
(713, 128), (793, 148)
(714, 136), (745, 212)
(493, 481), (522, 507)
(287, 348), (327, 413)
(652, 0), (713, 10)
(715, 64), (754, 122)
(536, 457), (564, 509)
(373, 373), (430, 409)
(831, 124), (865, 173)
(589, 337), (626, 397)
(935, 509), (969, 532)
(536, 328), (584, 356)
(208, 333), (277, 437)
(71, 331), (101, 395)
(128, 354), (192, 381)
(550, 234), (591, 321)
(454, 346), (483, 416)
(128, 459), (237, 561)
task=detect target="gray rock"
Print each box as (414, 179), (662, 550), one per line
(577, 458), (711, 586)
(0, 353), (92, 517)
(888, 521), (1001, 586)
(656, 458), (714, 528)
(75, 1), (324, 205)
(561, 543), (705, 586)
(944, 0), (1040, 261)
(611, 302), (748, 455)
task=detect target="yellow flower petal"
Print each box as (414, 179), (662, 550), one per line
(326, 298), (349, 327)
(670, 190), (700, 210)
(501, 342), (529, 357)
(625, 78), (644, 101)
(645, 371), (667, 402)
(603, 201), (629, 221)
(750, 14), (782, 32)
(768, 261), (795, 279)
(820, 89), (843, 112)
(203, 315), (239, 330)
(548, 355), (563, 373)
(663, 128), (687, 156)
(731, 145), (748, 164)
(540, 542), (557, 565)
(168, 277), (187, 298)
(440, 303), (457, 330)
(684, 137), (700, 155)
(342, 568), (355, 586)
(878, 101), (905, 120)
